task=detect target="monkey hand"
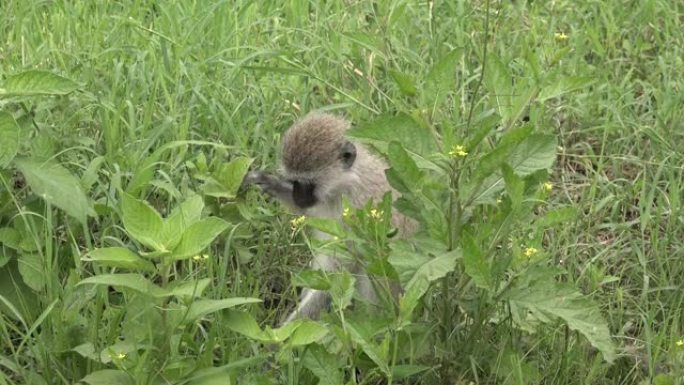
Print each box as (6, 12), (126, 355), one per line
(241, 171), (295, 206)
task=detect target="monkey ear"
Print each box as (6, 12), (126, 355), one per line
(340, 141), (357, 168)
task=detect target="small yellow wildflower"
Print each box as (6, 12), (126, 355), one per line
(290, 215), (306, 232)
(114, 352), (126, 360)
(676, 339), (684, 347)
(496, 198), (503, 204)
(557, 145), (564, 152)
(448, 144), (468, 158)
(542, 182), (553, 192)
(523, 247), (538, 258)
(342, 207), (351, 218)
(192, 255), (202, 261)
(369, 209), (384, 221)
(554, 32), (569, 42)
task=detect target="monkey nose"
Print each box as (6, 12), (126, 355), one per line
(292, 181), (317, 209)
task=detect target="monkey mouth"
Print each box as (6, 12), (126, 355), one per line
(292, 180), (317, 208)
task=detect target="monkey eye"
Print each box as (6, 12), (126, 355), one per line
(340, 141), (357, 168)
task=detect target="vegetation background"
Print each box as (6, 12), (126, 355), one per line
(0, 0), (683, 384)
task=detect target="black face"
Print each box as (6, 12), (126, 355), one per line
(292, 180), (317, 209)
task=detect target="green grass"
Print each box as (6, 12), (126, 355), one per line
(1, 0), (683, 384)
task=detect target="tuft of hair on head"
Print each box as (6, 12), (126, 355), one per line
(281, 112), (351, 173)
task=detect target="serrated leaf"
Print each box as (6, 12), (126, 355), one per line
(329, 271), (355, 312)
(538, 76), (594, 102)
(14, 158), (94, 224)
(386, 141), (424, 194)
(462, 234), (492, 291)
(203, 157), (253, 198)
(301, 344), (344, 385)
(502, 164), (524, 210)
(424, 48), (462, 107)
(0, 70), (79, 97)
(506, 134), (557, 176)
(0, 112), (20, 168)
(162, 194), (204, 249)
(536, 207), (577, 228)
(77, 273), (168, 297)
(121, 193), (165, 251)
(82, 247), (155, 272)
(223, 310), (268, 341)
(506, 276), (617, 363)
(166, 278), (211, 298)
(186, 356), (266, 385)
(80, 370), (134, 385)
(17, 253), (45, 291)
(389, 70), (417, 96)
(392, 365), (431, 380)
(288, 320), (328, 346)
(171, 217), (230, 260)
(400, 250), (459, 321)
(347, 322), (390, 376)
(348, 113), (436, 156)
(185, 297), (262, 323)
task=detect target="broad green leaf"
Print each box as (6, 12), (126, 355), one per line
(0, 112), (20, 168)
(506, 134), (557, 176)
(538, 76), (594, 102)
(82, 247), (155, 272)
(77, 273), (168, 297)
(348, 113), (436, 156)
(171, 217), (230, 260)
(14, 158), (94, 224)
(162, 194), (204, 249)
(329, 271), (355, 312)
(292, 270), (332, 290)
(483, 54), (514, 121)
(474, 125), (533, 181)
(185, 298), (262, 323)
(166, 278), (211, 298)
(389, 70), (417, 96)
(288, 320), (328, 346)
(506, 276), (617, 363)
(424, 48), (462, 107)
(392, 365), (431, 380)
(203, 157), (254, 198)
(186, 356), (266, 385)
(81, 370), (134, 385)
(223, 310), (268, 341)
(536, 207), (577, 227)
(121, 193), (165, 251)
(386, 141), (424, 194)
(399, 250), (459, 322)
(0, 70), (79, 97)
(301, 344), (344, 385)
(17, 253), (45, 291)
(462, 234), (492, 291)
(502, 164), (524, 211)
(347, 322), (390, 376)
(0, 228), (21, 250)
(305, 217), (346, 238)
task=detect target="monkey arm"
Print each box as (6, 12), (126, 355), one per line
(242, 171), (297, 208)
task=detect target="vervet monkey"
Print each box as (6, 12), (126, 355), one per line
(243, 112), (417, 324)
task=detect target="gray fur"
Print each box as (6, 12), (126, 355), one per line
(244, 112), (417, 324)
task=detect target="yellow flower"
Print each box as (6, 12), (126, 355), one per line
(192, 255), (202, 261)
(114, 352), (126, 360)
(523, 247), (538, 258)
(342, 207), (351, 218)
(542, 182), (553, 192)
(676, 339), (684, 347)
(448, 144), (468, 158)
(554, 32), (569, 42)
(369, 209), (384, 221)
(290, 215), (306, 232)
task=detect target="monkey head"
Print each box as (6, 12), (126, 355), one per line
(280, 113), (359, 209)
